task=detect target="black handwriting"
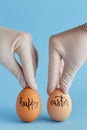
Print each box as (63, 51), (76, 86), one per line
(50, 95), (68, 107)
(19, 97), (39, 110)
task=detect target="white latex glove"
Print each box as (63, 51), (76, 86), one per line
(0, 26), (38, 90)
(47, 23), (87, 94)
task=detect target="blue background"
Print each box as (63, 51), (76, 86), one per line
(0, 0), (87, 129)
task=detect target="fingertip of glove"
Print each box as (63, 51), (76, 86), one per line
(27, 81), (38, 91)
(60, 87), (69, 94)
(47, 86), (55, 96)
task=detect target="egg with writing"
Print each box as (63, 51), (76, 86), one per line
(47, 88), (72, 121)
(16, 87), (41, 122)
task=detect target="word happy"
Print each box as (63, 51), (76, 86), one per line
(19, 97), (39, 110)
(50, 95), (69, 107)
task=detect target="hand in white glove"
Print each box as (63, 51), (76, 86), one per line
(47, 23), (87, 94)
(0, 26), (38, 90)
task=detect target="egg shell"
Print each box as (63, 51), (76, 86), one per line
(16, 87), (41, 122)
(47, 88), (72, 121)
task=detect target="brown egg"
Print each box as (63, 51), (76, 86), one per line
(47, 88), (72, 121)
(16, 87), (41, 122)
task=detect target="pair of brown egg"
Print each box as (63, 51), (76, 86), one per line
(16, 87), (72, 122)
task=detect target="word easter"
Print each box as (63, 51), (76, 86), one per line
(50, 95), (69, 107)
(19, 97), (39, 110)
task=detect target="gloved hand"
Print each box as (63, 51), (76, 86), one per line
(47, 23), (87, 94)
(0, 26), (38, 90)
